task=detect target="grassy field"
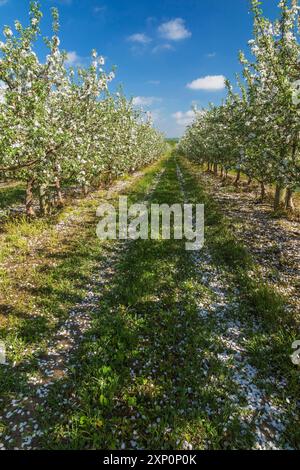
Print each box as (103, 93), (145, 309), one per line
(0, 153), (299, 450)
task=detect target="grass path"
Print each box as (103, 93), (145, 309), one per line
(0, 153), (299, 450)
(0, 161), (165, 449)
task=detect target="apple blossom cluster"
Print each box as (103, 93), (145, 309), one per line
(0, 2), (165, 216)
(179, 0), (300, 211)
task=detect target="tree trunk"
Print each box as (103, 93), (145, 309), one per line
(207, 162), (210, 172)
(274, 185), (283, 211)
(285, 188), (295, 211)
(260, 182), (266, 202)
(213, 163), (218, 176)
(82, 184), (89, 196)
(220, 166), (224, 178)
(39, 184), (48, 215)
(247, 176), (252, 186)
(234, 170), (241, 186)
(26, 179), (35, 217)
(55, 177), (64, 207)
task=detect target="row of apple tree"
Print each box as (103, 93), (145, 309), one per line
(179, 0), (300, 211)
(0, 2), (165, 216)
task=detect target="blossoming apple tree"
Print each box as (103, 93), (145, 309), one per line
(179, 0), (300, 210)
(0, 2), (165, 216)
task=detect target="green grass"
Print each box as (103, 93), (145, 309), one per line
(180, 157), (299, 438)
(0, 201), (103, 397)
(40, 157), (259, 449)
(0, 182), (26, 210)
(210, 234), (252, 269)
(1, 153), (298, 450)
(0, 161), (165, 401)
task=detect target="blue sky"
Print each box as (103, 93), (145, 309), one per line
(0, 0), (279, 137)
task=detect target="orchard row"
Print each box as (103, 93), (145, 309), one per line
(179, 0), (300, 211)
(0, 2), (165, 216)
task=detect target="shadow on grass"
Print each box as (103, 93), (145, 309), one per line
(42, 157), (251, 450)
(0, 184), (26, 210)
(180, 157), (300, 425)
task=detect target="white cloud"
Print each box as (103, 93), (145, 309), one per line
(0, 0), (8, 5)
(148, 80), (160, 85)
(127, 33), (152, 44)
(132, 96), (161, 107)
(206, 52), (216, 58)
(187, 75), (225, 91)
(152, 43), (174, 54)
(172, 110), (195, 127)
(148, 108), (163, 123)
(65, 51), (83, 66)
(158, 18), (191, 41)
(94, 5), (106, 14)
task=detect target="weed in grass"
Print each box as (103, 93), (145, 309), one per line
(211, 237), (252, 269)
(238, 275), (290, 327)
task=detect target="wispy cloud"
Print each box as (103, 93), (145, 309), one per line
(147, 80), (160, 85)
(0, 0), (8, 6)
(148, 107), (164, 124)
(172, 110), (195, 127)
(152, 43), (174, 54)
(127, 33), (152, 45)
(187, 75), (225, 91)
(206, 52), (216, 58)
(132, 96), (161, 107)
(158, 18), (191, 41)
(146, 17), (157, 27)
(93, 5), (107, 14)
(65, 51), (84, 67)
